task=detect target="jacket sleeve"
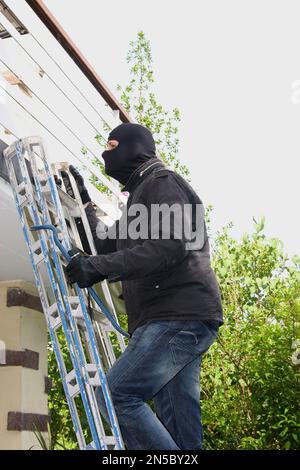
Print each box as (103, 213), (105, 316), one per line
(88, 173), (191, 281)
(85, 202), (117, 255)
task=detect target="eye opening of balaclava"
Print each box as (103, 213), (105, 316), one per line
(101, 123), (156, 185)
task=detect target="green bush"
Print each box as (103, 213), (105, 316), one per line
(201, 218), (300, 449)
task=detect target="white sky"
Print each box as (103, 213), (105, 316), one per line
(44, 0), (300, 257)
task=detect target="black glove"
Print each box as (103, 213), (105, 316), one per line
(54, 174), (62, 187)
(66, 250), (106, 288)
(67, 165), (91, 204)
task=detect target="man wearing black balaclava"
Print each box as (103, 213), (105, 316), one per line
(66, 122), (223, 450)
(102, 122), (157, 185)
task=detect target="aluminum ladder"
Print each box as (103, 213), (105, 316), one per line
(3, 136), (128, 450)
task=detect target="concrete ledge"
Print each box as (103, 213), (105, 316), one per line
(7, 412), (49, 432)
(0, 349), (39, 370)
(7, 288), (43, 313)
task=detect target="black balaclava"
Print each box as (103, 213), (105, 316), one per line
(101, 123), (156, 185)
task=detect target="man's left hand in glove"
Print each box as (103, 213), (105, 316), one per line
(66, 251), (106, 288)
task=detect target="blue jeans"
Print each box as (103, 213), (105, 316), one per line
(95, 319), (219, 450)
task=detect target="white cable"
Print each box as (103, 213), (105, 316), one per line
(0, 56), (107, 163)
(0, 90), (124, 202)
(0, 10), (117, 136)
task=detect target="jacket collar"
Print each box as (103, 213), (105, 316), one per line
(121, 157), (165, 194)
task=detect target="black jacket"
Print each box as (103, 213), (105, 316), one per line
(86, 157), (223, 335)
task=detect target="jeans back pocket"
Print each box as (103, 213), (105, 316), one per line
(168, 323), (217, 368)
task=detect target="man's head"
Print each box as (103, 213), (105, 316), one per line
(101, 123), (156, 185)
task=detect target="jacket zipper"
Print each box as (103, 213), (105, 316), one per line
(139, 161), (161, 177)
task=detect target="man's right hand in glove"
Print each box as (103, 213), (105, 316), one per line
(66, 250), (106, 288)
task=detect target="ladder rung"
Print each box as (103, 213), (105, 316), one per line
(16, 182), (31, 208)
(95, 315), (119, 333)
(66, 369), (80, 398)
(104, 435), (118, 449)
(69, 296), (84, 321)
(86, 364), (101, 387)
(66, 364), (101, 397)
(32, 240), (44, 265)
(17, 181), (26, 196)
(48, 302), (62, 329)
